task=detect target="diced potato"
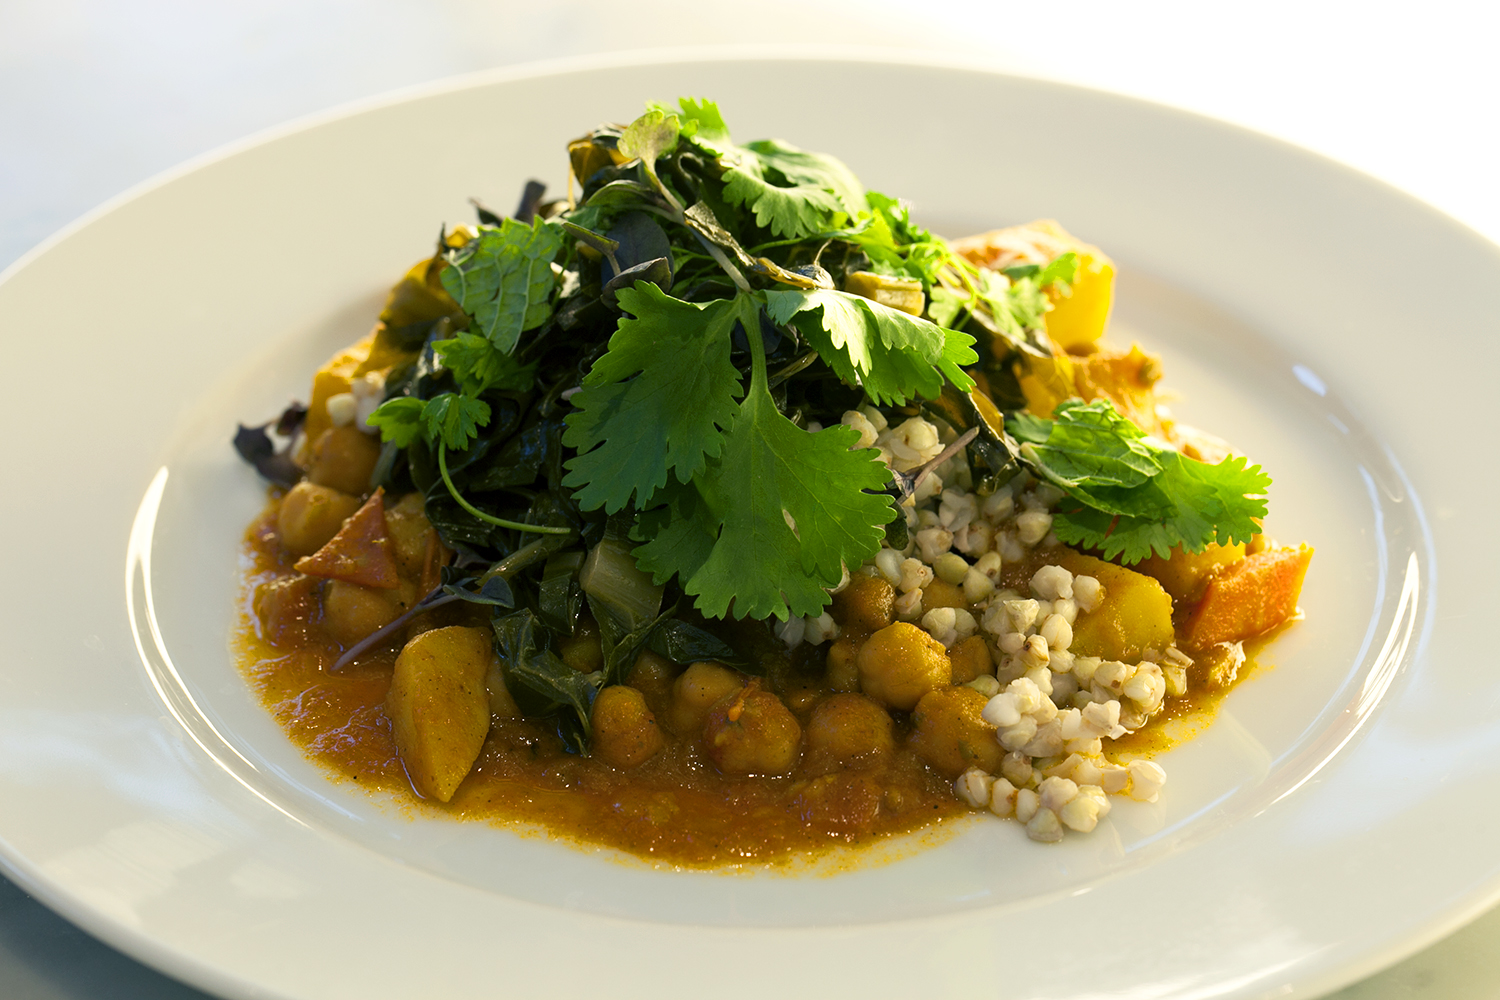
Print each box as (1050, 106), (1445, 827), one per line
(276, 481), (361, 557)
(1181, 546), (1313, 650)
(1135, 541), (1246, 603)
(307, 426), (382, 496)
(386, 625), (494, 802)
(322, 580), (402, 647)
(383, 491), (436, 578)
(1058, 551), (1175, 662)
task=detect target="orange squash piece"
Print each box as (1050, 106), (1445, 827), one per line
(293, 487), (400, 589)
(1180, 545), (1313, 650)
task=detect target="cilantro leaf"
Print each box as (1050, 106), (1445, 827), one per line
(422, 392), (491, 451)
(721, 139), (864, 239)
(561, 283), (744, 514)
(633, 296), (893, 620)
(674, 97), (731, 153)
(617, 108), (680, 175)
(440, 218), (563, 354)
(763, 288), (977, 404)
(366, 396), (425, 448)
(1010, 399), (1271, 563)
(367, 392), (491, 451)
(433, 331), (537, 395)
(1008, 399), (1160, 489)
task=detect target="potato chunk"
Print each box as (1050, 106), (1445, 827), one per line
(856, 622), (952, 710)
(277, 481), (361, 557)
(307, 426), (382, 496)
(386, 625), (493, 803)
(1059, 552), (1175, 662)
(1136, 541), (1246, 603)
(1181, 546), (1313, 650)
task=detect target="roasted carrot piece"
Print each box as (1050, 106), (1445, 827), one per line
(294, 487), (400, 589)
(1180, 545), (1313, 650)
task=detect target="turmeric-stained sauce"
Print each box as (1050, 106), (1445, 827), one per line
(237, 499), (968, 868)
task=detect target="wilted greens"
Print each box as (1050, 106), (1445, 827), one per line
(251, 97), (1271, 749)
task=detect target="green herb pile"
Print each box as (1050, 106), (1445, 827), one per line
(249, 98), (1270, 748)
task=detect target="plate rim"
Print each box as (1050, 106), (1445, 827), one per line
(0, 44), (1494, 1000)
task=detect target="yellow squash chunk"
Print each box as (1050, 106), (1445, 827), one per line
(386, 625), (494, 802)
(1136, 541), (1247, 603)
(300, 332), (376, 460)
(949, 219), (1115, 350)
(1059, 551), (1175, 662)
(1181, 545), (1313, 651)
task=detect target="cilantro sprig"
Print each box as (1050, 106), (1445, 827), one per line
(1008, 399), (1270, 563)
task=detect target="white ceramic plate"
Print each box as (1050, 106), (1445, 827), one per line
(0, 50), (1495, 1000)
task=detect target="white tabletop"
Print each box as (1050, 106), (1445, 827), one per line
(3, 2), (1496, 996)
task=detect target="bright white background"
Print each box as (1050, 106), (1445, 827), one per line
(2, 1), (1496, 997)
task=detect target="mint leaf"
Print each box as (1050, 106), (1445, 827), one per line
(764, 288), (977, 404)
(561, 283), (744, 514)
(440, 218), (563, 354)
(433, 331), (537, 395)
(633, 296), (893, 620)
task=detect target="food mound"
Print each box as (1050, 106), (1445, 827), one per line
(234, 99), (1311, 861)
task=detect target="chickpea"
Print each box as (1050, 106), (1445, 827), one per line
(831, 573), (895, 634)
(591, 685), (665, 769)
(323, 579), (400, 647)
(856, 622), (951, 710)
(702, 682), (801, 776)
(277, 481), (361, 557)
(908, 686), (1007, 778)
(922, 578), (967, 610)
(948, 634), (995, 684)
(667, 661), (742, 737)
(307, 426), (381, 496)
(802, 693), (894, 774)
(558, 619), (604, 674)
(824, 635), (860, 692)
(626, 650), (676, 719)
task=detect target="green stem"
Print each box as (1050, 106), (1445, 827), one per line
(438, 444), (572, 535)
